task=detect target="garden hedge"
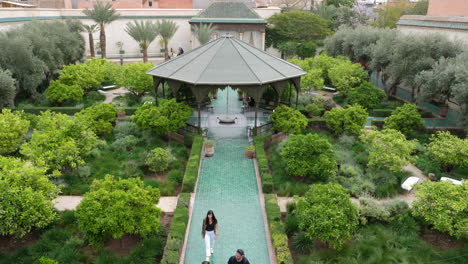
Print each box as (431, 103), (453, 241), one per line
(9, 106), (140, 116)
(265, 194), (294, 264)
(181, 135), (203, 192)
(369, 108), (433, 118)
(160, 193), (190, 264)
(254, 135), (273, 193)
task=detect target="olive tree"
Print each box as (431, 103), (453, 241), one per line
(281, 133), (337, 181)
(0, 156), (59, 237)
(0, 109), (29, 154)
(0, 69), (16, 107)
(296, 183), (358, 249)
(75, 175), (161, 247)
(413, 181), (467, 238)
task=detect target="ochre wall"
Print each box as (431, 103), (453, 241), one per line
(428, 0), (468, 16)
(159, 0), (193, 9)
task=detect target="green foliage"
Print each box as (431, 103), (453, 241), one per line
(181, 135), (203, 192)
(327, 0), (355, 7)
(0, 69), (15, 107)
(347, 81), (385, 109)
(125, 20), (158, 62)
(132, 99), (192, 135)
(427, 131), (468, 172)
(20, 111), (97, 170)
(160, 193), (190, 264)
(45, 80), (83, 105)
(328, 60), (367, 95)
(384, 104), (423, 135)
(0, 109), (30, 154)
(264, 194), (294, 264)
(271, 105), (308, 134)
(254, 135), (273, 193)
(59, 58), (116, 91)
(325, 104), (367, 135)
(116, 62), (153, 96)
(281, 133), (337, 181)
(413, 181), (468, 238)
(296, 183), (358, 249)
(0, 156), (59, 237)
(145, 147), (173, 173)
(305, 103), (323, 116)
(75, 103), (117, 136)
(75, 175), (161, 247)
(156, 19), (179, 60)
(266, 11), (331, 50)
(361, 129), (415, 172)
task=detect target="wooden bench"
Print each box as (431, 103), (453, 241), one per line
(102, 85), (116, 90)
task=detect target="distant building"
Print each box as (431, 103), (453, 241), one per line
(397, 0), (468, 43)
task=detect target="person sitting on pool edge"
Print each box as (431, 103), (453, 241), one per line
(228, 249), (250, 264)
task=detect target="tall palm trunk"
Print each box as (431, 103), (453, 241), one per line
(100, 23), (106, 58)
(164, 40), (169, 61)
(143, 47), (148, 62)
(88, 32), (95, 57)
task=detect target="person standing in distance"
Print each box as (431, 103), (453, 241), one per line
(202, 210), (218, 262)
(228, 249), (250, 264)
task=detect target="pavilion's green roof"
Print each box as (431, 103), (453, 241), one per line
(189, 0), (266, 24)
(147, 36), (306, 86)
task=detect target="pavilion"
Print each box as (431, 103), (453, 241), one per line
(146, 34), (306, 132)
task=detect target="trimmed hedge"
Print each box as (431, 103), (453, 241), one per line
(9, 106), (140, 116)
(265, 194), (293, 264)
(181, 135), (203, 192)
(370, 108), (434, 118)
(160, 193), (190, 264)
(254, 135), (273, 193)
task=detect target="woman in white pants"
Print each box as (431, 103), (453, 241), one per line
(201, 210), (218, 262)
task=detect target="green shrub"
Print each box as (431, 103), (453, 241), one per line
(75, 103), (117, 136)
(159, 193), (190, 264)
(83, 91), (105, 108)
(285, 214), (300, 236)
(338, 134), (356, 146)
(181, 136), (203, 192)
(169, 141), (189, 161)
(325, 104), (368, 135)
(45, 80), (84, 105)
(59, 210), (77, 227)
(384, 104), (424, 135)
(264, 194), (294, 264)
(145, 148), (173, 173)
(305, 103), (323, 116)
(183, 133), (196, 146)
(143, 179), (160, 189)
(348, 81), (385, 109)
(271, 105), (308, 134)
(254, 135), (274, 192)
(113, 122), (140, 139)
(11, 106), (84, 115)
(167, 169), (184, 184)
(111, 135), (140, 151)
(292, 232), (314, 253)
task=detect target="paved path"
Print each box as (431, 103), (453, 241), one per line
(278, 164), (428, 212)
(53, 196), (178, 213)
(182, 89), (271, 264)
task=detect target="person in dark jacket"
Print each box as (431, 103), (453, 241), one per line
(228, 249), (250, 264)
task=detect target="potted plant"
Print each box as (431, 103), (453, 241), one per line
(245, 145), (255, 159)
(116, 41), (125, 54)
(205, 140), (215, 157)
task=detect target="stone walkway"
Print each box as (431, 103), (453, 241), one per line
(53, 196), (179, 213)
(182, 89), (272, 264)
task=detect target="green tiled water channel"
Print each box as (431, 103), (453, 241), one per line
(183, 89), (270, 264)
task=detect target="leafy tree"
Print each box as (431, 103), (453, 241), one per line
(83, 2), (120, 58)
(0, 156), (59, 237)
(372, 0), (412, 29)
(271, 105), (308, 134)
(0, 109), (30, 154)
(191, 23), (217, 46)
(75, 175), (161, 247)
(407, 0), (429, 15)
(427, 131), (468, 172)
(384, 104), (423, 135)
(413, 181), (467, 238)
(75, 103), (117, 136)
(325, 104), (368, 135)
(266, 11), (331, 51)
(115, 62), (154, 97)
(20, 111), (97, 170)
(58, 58), (113, 91)
(296, 183), (358, 249)
(45, 80), (84, 105)
(0, 68), (15, 107)
(281, 133), (337, 181)
(347, 81), (385, 109)
(156, 20), (179, 61)
(158, 99), (193, 134)
(145, 148), (173, 173)
(288, 57), (324, 90)
(314, 3), (368, 30)
(296, 41), (316, 58)
(329, 60), (367, 94)
(125, 20), (158, 62)
(83, 24), (98, 58)
(360, 129), (415, 172)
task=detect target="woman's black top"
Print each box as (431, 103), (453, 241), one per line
(205, 221), (215, 231)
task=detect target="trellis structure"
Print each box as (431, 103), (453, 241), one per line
(146, 35), (306, 131)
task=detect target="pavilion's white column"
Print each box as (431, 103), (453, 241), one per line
(262, 32), (266, 50)
(240, 32), (244, 40)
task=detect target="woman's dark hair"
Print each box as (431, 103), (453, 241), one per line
(204, 210), (217, 224)
(237, 249), (245, 256)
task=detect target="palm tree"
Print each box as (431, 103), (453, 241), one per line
(83, 2), (120, 59)
(191, 23), (218, 46)
(156, 20), (179, 61)
(125, 21), (158, 63)
(83, 24), (98, 58)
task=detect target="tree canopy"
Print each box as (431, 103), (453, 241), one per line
(384, 104), (423, 135)
(115, 62), (154, 97)
(0, 109), (30, 154)
(75, 103), (117, 136)
(0, 69), (16, 107)
(296, 183), (358, 249)
(125, 20), (158, 62)
(325, 104), (368, 135)
(0, 156), (59, 237)
(75, 175), (161, 246)
(427, 131), (468, 172)
(271, 105), (308, 134)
